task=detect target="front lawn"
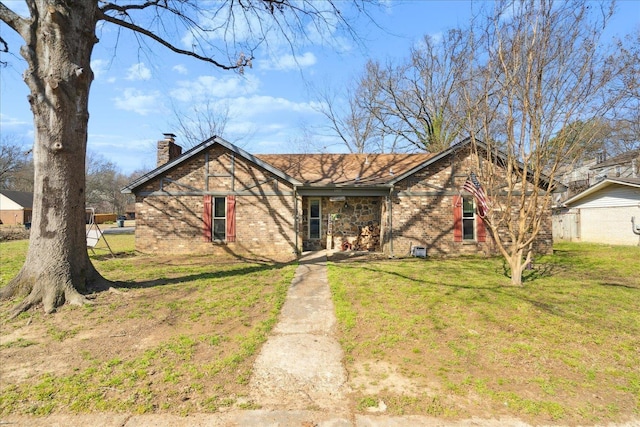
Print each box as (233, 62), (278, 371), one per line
(0, 235), (296, 415)
(328, 242), (640, 425)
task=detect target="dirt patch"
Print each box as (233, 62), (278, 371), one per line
(350, 360), (432, 397)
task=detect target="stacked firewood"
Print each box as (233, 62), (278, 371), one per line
(357, 224), (380, 251)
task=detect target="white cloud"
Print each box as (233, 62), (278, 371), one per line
(113, 88), (161, 116)
(170, 74), (260, 102)
(227, 95), (317, 117)
(172, 64), (188, 75)
(125, 62), (151, 81)
(257, 52), (317, 71)
(0, 113), (30, 128)
(91, 59), (109, 80)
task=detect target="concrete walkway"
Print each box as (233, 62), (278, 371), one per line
(249, 251), (350, 412)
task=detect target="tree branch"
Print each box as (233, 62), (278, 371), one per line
(99, 0), (167, 14)
(0, 2), (30, 40)
(97, 11), (250, 70)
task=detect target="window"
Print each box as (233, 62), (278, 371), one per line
(309, 198), (321, 239)
(462, 196), (475, 240)
(203, 195), (235, 242)
(213, 197), (226, 240)
(453, 195), (486, 243)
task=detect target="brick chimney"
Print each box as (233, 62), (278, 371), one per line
(157, 133), (182, 167)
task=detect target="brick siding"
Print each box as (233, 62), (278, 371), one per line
(134, 145), (298, 262)
(133, 142), (553, 261)
(386, 145), (553, 257)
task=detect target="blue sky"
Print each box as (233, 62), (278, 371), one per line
(1, 1), (638, 175)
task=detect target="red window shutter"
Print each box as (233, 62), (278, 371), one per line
(453, 195), (462, 242)
(476, 215), (486, 242)
(203, 195), (212, 241)
(226, 195), (236, 242)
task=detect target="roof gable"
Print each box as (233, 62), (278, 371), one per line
(590, 149), (640, 170)
(0, 191), (34, 209)
(564, 177), (640, 206)
(388, 138), (473, 185)
(122, 136), (302, 193)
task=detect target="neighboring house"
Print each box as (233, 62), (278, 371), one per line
(590, 149), (640, 183)
(554, 177), (640, 246)
(122, 134), (555, 261)
(0, 190), (33, 225)
(124, 203), (136, 220)
(556, 149), (640, 202)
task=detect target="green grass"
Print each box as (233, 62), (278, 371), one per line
(0, 239), (29, 286)
(328, 242), (640, 424)
(0, 234), (296, 416)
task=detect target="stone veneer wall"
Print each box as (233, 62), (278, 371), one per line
(301, 196), (382, 251)
(134, 145), (299, 262)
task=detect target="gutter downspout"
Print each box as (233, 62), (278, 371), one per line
(294, 185), (299, 255)
(632, 216), (640, 247)
(388, 186), (394, 258)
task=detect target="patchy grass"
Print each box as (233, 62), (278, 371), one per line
(0, 234), (296, 416)
(328, 242), (640, 425)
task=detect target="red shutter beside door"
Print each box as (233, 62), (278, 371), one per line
(203, 195), (212, 241)
(453, 195), (462, 242)
(226, 195), (236, 242)
(476, 215), (486, 242)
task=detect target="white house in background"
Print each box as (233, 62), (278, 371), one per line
(554, 177), (640, 246)
(0, 190), (33, 225)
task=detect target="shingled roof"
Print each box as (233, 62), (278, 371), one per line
(0, 190), (33, 209)
(255, 153), (434, 186)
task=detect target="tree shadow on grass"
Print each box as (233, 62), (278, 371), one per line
(123, 263), (287, 289)
(329, 257), (579, 319)
(497, 258), (558, 283)
(88, 260), (293, 294)
(599, 281), (639, 290)
(90, 251), (137, 262)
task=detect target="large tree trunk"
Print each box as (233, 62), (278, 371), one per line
(0, 1), (108, 316)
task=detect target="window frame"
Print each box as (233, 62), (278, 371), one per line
(461, 195), (476, 241)
(308, 198), (321, 240)
(212, 196), (226, 241)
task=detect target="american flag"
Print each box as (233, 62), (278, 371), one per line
(462, 172), (489, 217)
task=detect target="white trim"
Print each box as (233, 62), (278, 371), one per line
(461, 195), (477, 241)
(564, 178), (640, 206)
(212, 196), (227, 241)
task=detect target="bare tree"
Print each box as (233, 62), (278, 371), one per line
(0, 134), (31, 190)
(0, 0), (377, 316)
(461, 0), (627, 285)
(85, 151), (132, 214)
(171, 99), (257, 148)
(353, 30), (470, 153)
(312, 76), (383, 153)
(609, 28), (640, 153)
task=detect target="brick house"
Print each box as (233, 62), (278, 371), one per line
(122, 135), (555, 261)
